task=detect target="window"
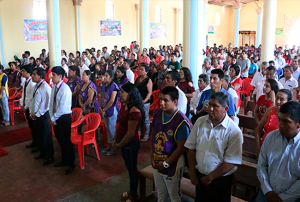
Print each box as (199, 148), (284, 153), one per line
(216, 12), (220, 26)
(155, 5), (162, 23)
(33, 0), (46, 19)
(105, 0), (115, 21)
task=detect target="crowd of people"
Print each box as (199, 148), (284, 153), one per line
(0, 41), (300, 202)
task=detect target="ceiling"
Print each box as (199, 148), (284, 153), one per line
(208, 0), (259, 7)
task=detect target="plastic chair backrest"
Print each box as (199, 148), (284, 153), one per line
(83, 113), (101, 132)
(149, 99), (160, 115)
(242, 78), (253, 92)
(9, 89), (17, 97)
(134, 69), (139, 82)
(71, 108), (83, 123)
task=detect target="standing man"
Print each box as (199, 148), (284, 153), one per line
(251, 61), (267, 90)
(123, 60), (134, 84)
(151, 86), (191, 202)
(292, 56), (300, 81)
(237, 51), (251, 78)
(21, 65), (36, 148)
(82, 51), (91, 67)
(279, 66), (298, 91)
(49, 66), (75, 175)
(30, 67), (54, 166)
(79, 59), (89, 79)
(256, 101), (300, 202)
(167, 53), (181, 71)
(185, 92), (243, 202)
(35, 58), (43, 69)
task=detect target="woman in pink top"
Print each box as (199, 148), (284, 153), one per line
(138, 51), (150, 65)
(217, 49), (226, 68)
(212, 58), (221, 69)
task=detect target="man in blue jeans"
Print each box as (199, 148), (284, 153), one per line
(0, 65), (10, 126)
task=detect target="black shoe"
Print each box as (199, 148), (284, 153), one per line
(31, 147), (40, 153)
(64, 165), (75, 175)
(25, 143), (36, 148)
(54, 162), (66, 167)
(42, 158), (54, 166)
(34, 155), (44, 160)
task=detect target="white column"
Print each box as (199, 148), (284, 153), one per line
(261, 0), (277, 62)
(233, 3), (242, 48)
(173, 8), (180, 46)
(182, 0), (191, 68)
(203, 0), (208, 48)
(46, 0), (62, 67)
(0, 0), (5, 67)
(73, 0), (82, 52)
(139, 0), (149, 51)
(135, 4), (139, 44)
(255, 8), (263, 48)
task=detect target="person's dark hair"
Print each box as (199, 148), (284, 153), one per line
(278, 89), (292, 101)
(250, 57), (257, 63)
(15, 59), (21, 64)
(30, 57), (36, 63)
(284, 65), (293, 72)
(69, 65), (80, 77)
(261, 61), (268, 66)
(106, 69), (114, 78)
(230, 64), (241, 76)
(83, 70), (96, 85)
(116, 67), (127, 83)
(62, 50), (67, 56)
(140, 63), (149, 72)
(61, 58), (67, 63)
(33, 67), (46, 79)
(180, 67), (193, 83)
(211, 69), (225, 80)
(76, 51), (81, 57)
(280, 101), (300, 123)
(82, 51), (87, 56)
(121, 82), (145, 130)
(161, 86), (179, 101)
(9, 61), (17, 67)
(22, 65), (33, 74)
(25, 51), (30, 56)
(36, 58), (42, 63)
(42, 49), (46, 52)
(269, 60), (275, 66)
(199, 74), (209, 83)
(167, 71), (181, 86)
(210, 92), (230, 108)
(266, 79), (279, 95)
(69, 53), (74, 58)
(91, 56), (97, 62)
(51, 66), (65, 79)
(266, 65), (276, 73)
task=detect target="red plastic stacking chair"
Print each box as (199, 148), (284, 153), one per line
(8, 90), (23, 125)
(134, 69), (139, 82)
(149, 99), (160, 122)
(71, 113), (101, 169)
(152, 90), (160, 102)
(240, 78), (253, 97)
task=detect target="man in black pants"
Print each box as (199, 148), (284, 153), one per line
(21, 65), (37, 149)
(49, 66), (75, 175)
(29, 67), (54, 166)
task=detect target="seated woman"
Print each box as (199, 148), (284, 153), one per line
(67, 66), (82, 109)
(255, 89), (292, 155)
(79, 70), (100, 114)
(115, 67), (129, 104)
(229, 65), (243, 114)
(112, 82), (145, 202)
(254, 79), (278, 124)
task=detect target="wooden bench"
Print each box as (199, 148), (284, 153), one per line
(244, 101), (256, 116)
(238, 114), (257, 157)
(139, 165), (246, 202)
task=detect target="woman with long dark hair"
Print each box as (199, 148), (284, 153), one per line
(229, 65), (243, 114)
(112, 82), (145, 202)
(178, 67), (195, 117)
(67, 66), (82, 109)
(43, 61), (53, 87)
(115, 67), (129, 104)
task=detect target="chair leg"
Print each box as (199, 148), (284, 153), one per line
(78, 145), (85, 169)
(93, 140), (100, 160)
(10, 108), (14, 125)
(84, 145), (89, 155)
(18, 109), (23, 119)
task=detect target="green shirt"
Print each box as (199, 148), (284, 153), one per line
(167, 61), (181, 71)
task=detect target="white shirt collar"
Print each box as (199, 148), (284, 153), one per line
(207, 114), (230, 129)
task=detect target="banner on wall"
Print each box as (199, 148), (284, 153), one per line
(275, 27), (284, 35)
(208, 26), (214, 34)
(150, 23), (167, 39)
(23, 19), (48, 41)
(100, 20), (122, 36)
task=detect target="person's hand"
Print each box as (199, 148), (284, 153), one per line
(190, 110), (195, 116)
(200, 175), (212, 186)
(155, 161), (164, 171)
(50, 121), (57, 126)
(21, 106), (26, 113)
(113, 143), (122, 149)
(100, 110), (106, 117)
(266, 191), (283, 202)
(151, 158), (157, 169)
(190, 173), (199, 186)
(270, 90), (276, 101)
(30, 113), (37, 120)
(204, 103), (209, 113)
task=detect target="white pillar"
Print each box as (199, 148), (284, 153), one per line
(135, 4), (139, 44)
(173, 8), (180, 46)
(183, 0), (191, 68)
(255, 8), (263, 48)
(0, 0), (5, 67)
(233, 3), (242, 48)
(203, 0), (208, 48)
(46, 0), (62, 67)
(73, 0), (82, 52)
(261, 0), (277, 62)
(139, 0), (149, 51)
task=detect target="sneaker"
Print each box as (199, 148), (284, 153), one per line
(101, 148), (109, 153)
(106, 150), (117, 156)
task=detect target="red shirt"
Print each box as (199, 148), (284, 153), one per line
(155, 55), (163, 70)
(115, 105), (142, 142)
(231, 77), (243, 107)
(256, 95), (272, 121)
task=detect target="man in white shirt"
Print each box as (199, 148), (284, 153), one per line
(164, 71), (187, 114)
(21, 65), (37, 149)
(42, 49), (47, 60)
(23, 51), (30, 65)
(202, 58), (214, 78)
(253, 66), (284, 102)
(279, 66), (298, 91)
(29, 67), (54, 166)
(275, 52), (286, 69)
(82, 51), (91, 67)
(49, 66), (75, 175)
(61, 50), (68, 63)
(123, 60), (134, 84)
(121, 47), (128, 59)
(61, 58), (69, 77)
(100, 46), (110, 61)
(79, 59), (89, 79)
(185, 92), (243, 202)
(35, 58), (43, 69)
(96, 49), (102, 62)
(251, 61), (267, 89)
(190, 74), (210, 116)
(292, 56), (300, 81)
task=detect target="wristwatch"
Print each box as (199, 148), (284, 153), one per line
(163, 161), (169, 168)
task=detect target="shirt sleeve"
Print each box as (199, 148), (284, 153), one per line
(175, 121), (190, 141)
(278, 180), (300, 202)
(184, 118), (202, 150)
(196, 92), (205, 111)
(227, 93), (235, 116)
(223, 128), (243, 165)
(51, 86), (72, 122)
(1, 75), (7, 86)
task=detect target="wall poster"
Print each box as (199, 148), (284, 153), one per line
(23, 19), (48, 41)
(100, 20), (122, 36)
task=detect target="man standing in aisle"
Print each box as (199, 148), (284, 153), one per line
(49, 66), (75, 175)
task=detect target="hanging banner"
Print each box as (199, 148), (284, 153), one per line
(23, 19), (48, 41)
(208, 25), (214, 34)
(275, 27), (284, 35)
(150, 23), (167, 39)
(100, 20), (122, 36)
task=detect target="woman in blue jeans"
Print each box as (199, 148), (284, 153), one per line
(113, 82), (145, 202)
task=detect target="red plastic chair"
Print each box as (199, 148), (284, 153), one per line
(149, 99), (160, 122)
(8, 90), (22, 125)
(134, 69), (139, 82)
(152, 90), (160, 102)
(96, 79), (101, 86)
(9, 88), (18, 97)
(71, 113), (101, 169)
(71, 108), (83, 123)
(240, 78), (253, 97)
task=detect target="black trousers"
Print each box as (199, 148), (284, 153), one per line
(195, 170), (234, 202)
(53, 114), (75, 166)
(33, 111), (54, 159)
(25, 109), (36, 145)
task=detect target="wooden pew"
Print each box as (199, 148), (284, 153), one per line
(244, 101), (256, 116)
(139, 165), (246, 202)
(238, 114), (257, 157)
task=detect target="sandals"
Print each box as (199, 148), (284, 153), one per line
(120, 191), (130, 201)
(141, 136), (149, 142)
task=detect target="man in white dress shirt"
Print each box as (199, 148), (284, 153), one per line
(35, 58), (43, 69)
(123, 60), (134, 84)
(49, 66), (75, 175)
(253, 66), (284, 102)
(23, 51), (31, 65)
(100, 46), (110, 61)
(190, 74), (210, 116)
(202, 58), (214, 78)
(279, 66), (298, 91)
(61, 58), (69, 77)
(29, 67), (54, 166)
(292, 56), (300, 81)
(79, 59), (89, 79)
(185, 92), (243, 202)
(21, 65), (37, 149)
(82, 51), (91, 67)
(251, 61), (267, 89)
(164, 71), (187, 114)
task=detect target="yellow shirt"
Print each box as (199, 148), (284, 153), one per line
(0, 73), (9, 99)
